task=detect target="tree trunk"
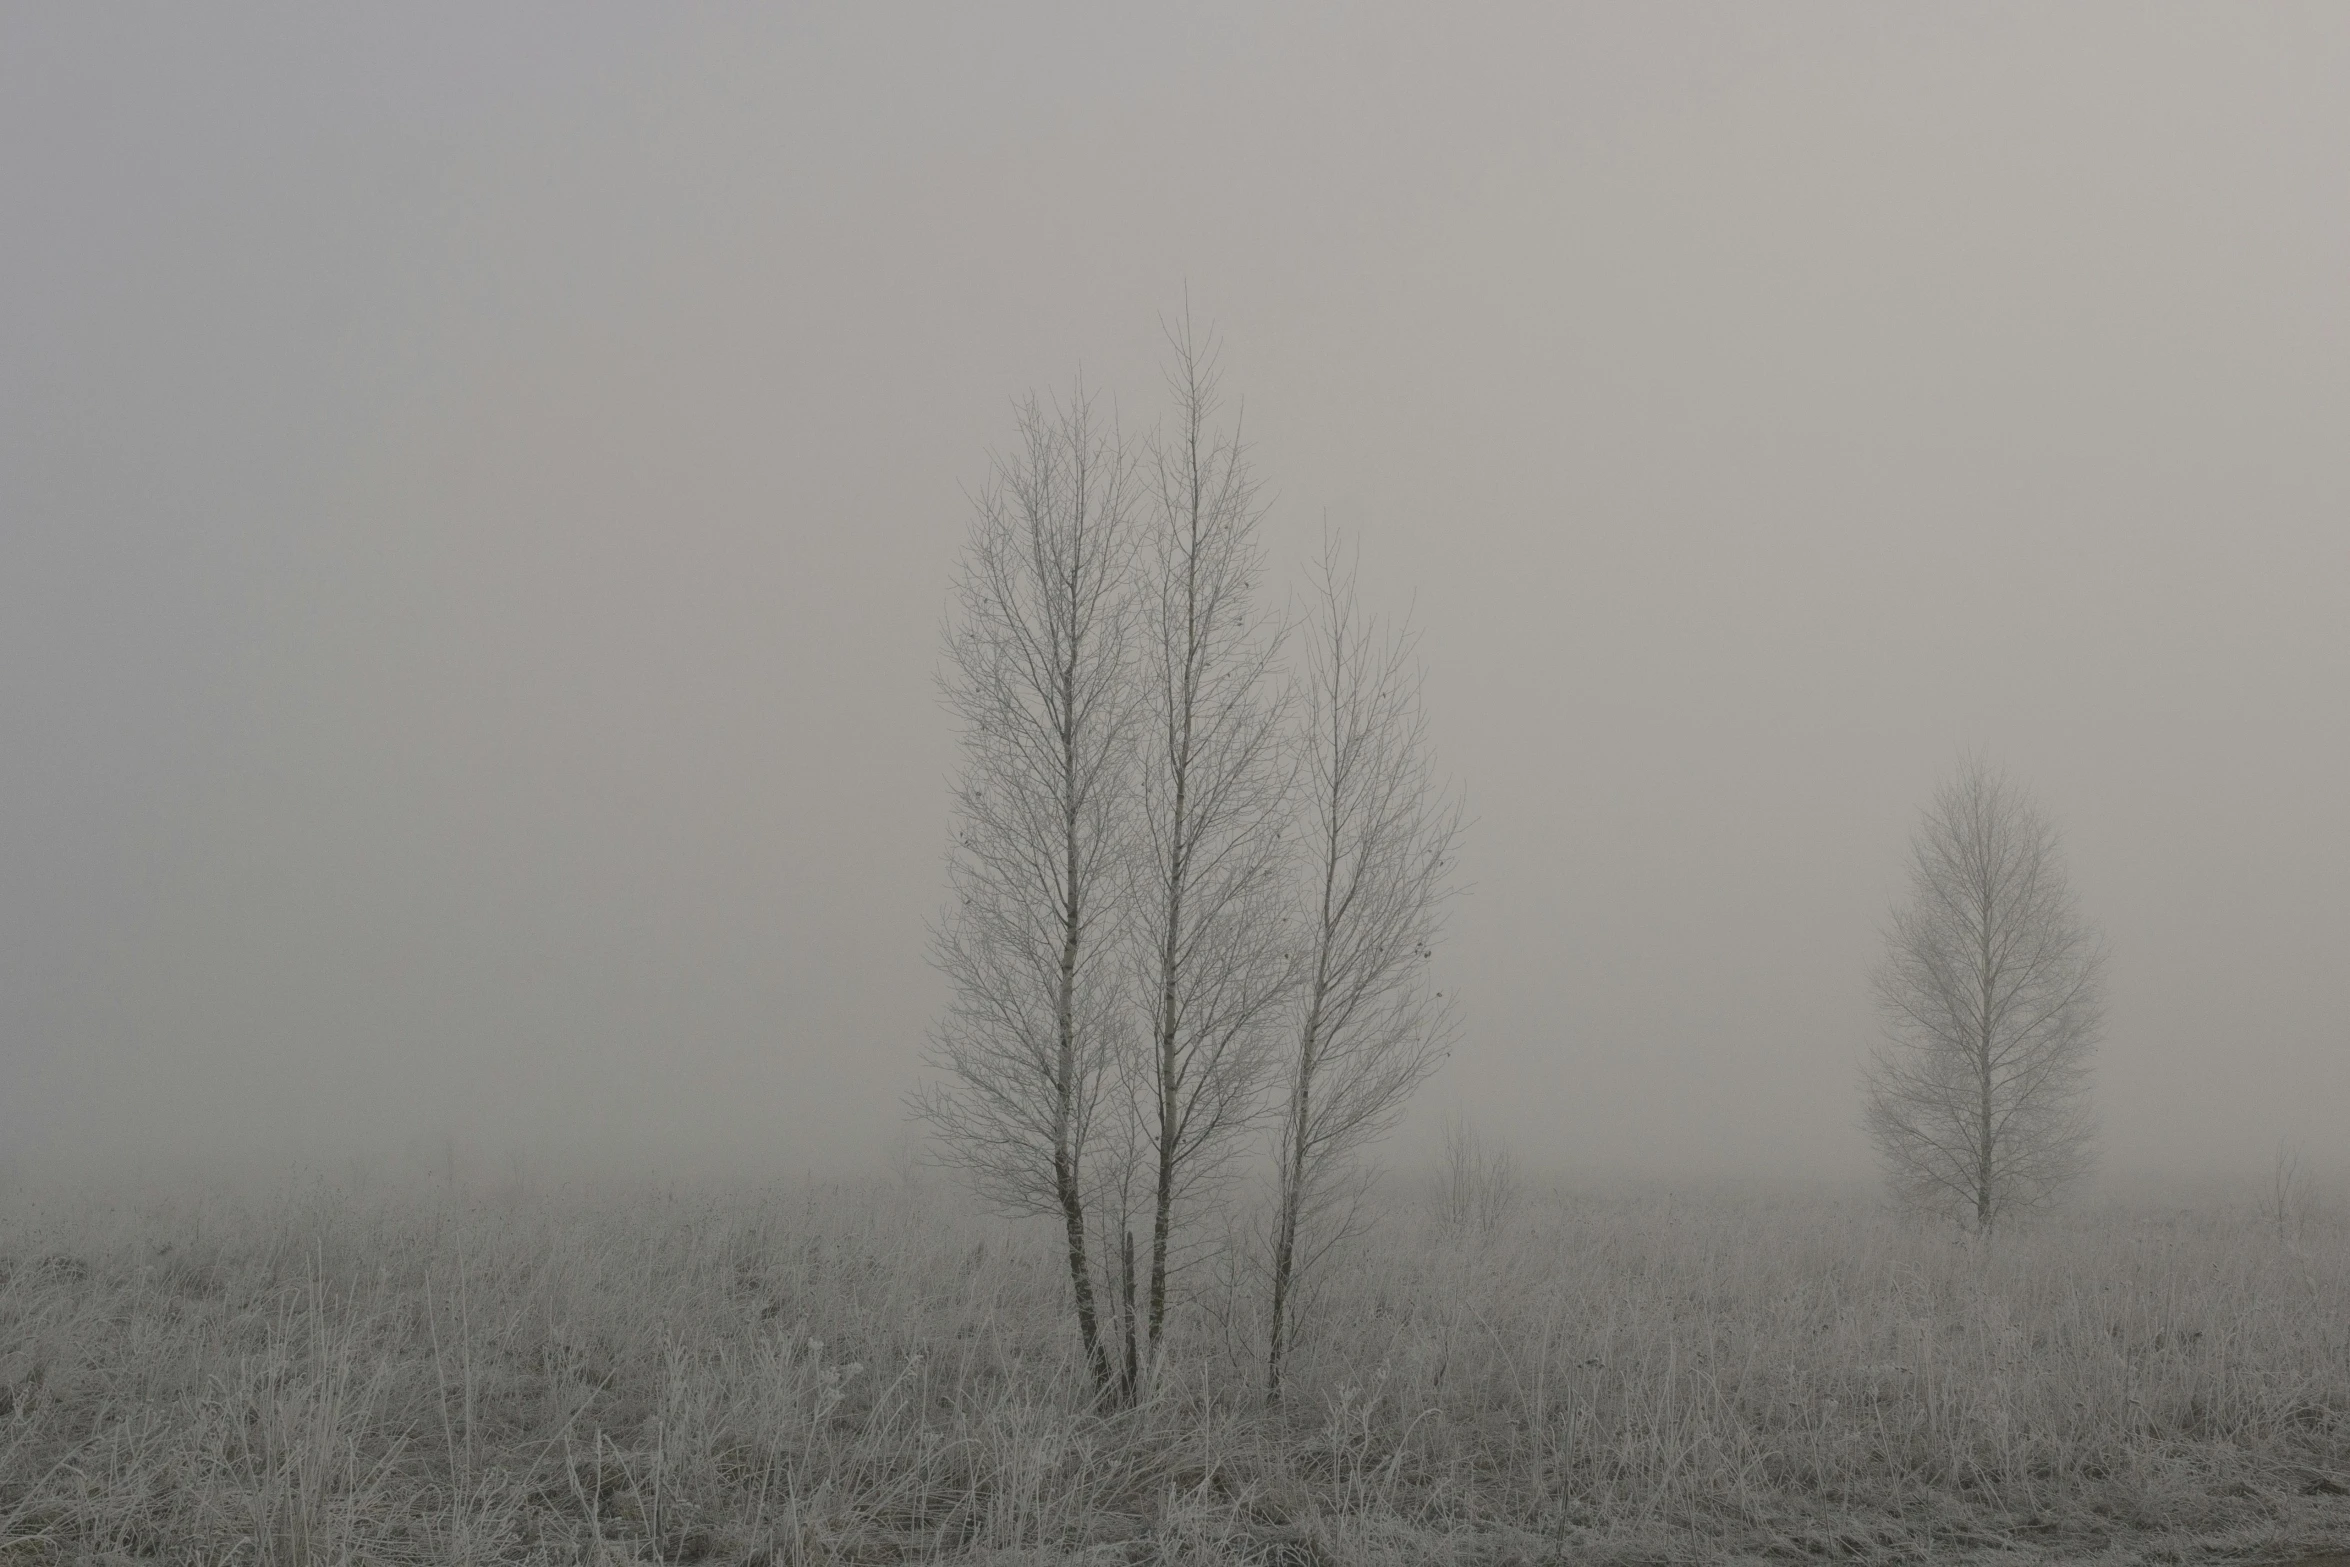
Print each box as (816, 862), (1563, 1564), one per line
(1054, 1147), (1110, 1392)
(1265, 1099), (1305, 1401)
(1146, 710), (1192, 1368)
(1055, 693), (1111, 1394)
(1120, 1227), (1140, 1399)
(1267, 976), (1325, 1402)
(1977, 887), (1996, 1231)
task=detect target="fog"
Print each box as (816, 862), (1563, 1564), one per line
(4, 5), (2344, 1192)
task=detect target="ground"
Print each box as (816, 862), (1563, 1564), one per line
(2, 1169), (2345, 1564)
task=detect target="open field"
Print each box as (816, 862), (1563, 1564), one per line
(2, 1172), (2346, 1565)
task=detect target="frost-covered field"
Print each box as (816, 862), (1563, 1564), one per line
(2, 1172), (2346, 1565)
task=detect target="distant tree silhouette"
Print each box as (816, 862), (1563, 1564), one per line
(1863, 758), (2104, 1229)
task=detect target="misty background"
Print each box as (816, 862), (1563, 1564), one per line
(4, 5), (2344, 1189)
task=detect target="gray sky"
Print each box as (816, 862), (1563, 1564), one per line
(4, 4), (2344, 1186)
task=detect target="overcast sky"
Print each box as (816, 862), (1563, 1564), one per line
(4, 4), (2344, 1188)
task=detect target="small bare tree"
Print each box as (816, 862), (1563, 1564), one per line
(916, 388), (1136, 1394)
(1863, 757), (2104, 1230)
(2265, 1138), (2309, 1251)
(1265, 537), (1460, 1401)
(1435, 1116), (1519, 1237)
(1127, 316), (1294, 1383)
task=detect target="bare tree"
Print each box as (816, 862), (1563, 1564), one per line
(1265, 537), (1460, 1401)
(2265, 1138), (2309, 1252)
(1126, 317), (1294, 1382)
(1434, 1116), (1518, 1237)
(915, 388), (1137, 1394)
(1862, 757), (2104, 1230)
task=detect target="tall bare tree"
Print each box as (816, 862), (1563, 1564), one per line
(1862, 757), (2104, 1230)
(1127, 318), (1294, 1379)
(1265, 538), (1460, 1401)
(916, 388), (1136, 1394)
